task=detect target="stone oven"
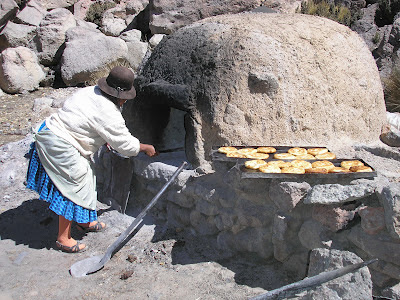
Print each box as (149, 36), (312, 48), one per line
(126, 13), (386, 168)
(101, 13), (400, 298)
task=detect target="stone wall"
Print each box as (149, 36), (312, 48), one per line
(96, 147), (400, 298)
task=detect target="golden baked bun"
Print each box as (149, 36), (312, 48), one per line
(245, 159), (268, 170)
(259, 164), (282, 173)
(218, 146), (237, 154)
(315, 152), (336, 160)
(281, 166), (306, 174)
(340, 160), (364, 169)
(267, 160), (292, 168)
(245, 152), (270, 159)
(294, 153), (316, 160)
(329, 167), (351, 173)
(226, 152), (247, 158)
(349, 165), (373, 172)
(274, 153), (296, 159)
(257, 147), (277, 154)
(305, 168), (328, 174)
(307, 148), (328, 156)
(312, 160), (335, 170)
(291, 160), (312, 169)
(236, 148), (257, 155)
(288, 147), (308, 156)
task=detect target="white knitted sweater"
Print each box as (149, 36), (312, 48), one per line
(46, 86), (140, 158)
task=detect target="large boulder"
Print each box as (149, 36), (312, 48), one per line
(297, 248), (373, 299)
(14, 0), (47, 26)
(36, 8), (77, 66)
(0, 0), (18, 30)
(38, 0), (78, 10)
(0, 46), (45, 94)
(0, 22), (37, 51)
(60, 26), (128, 86)
(129, 13), (387, 167)
(149, 0), (263, 34)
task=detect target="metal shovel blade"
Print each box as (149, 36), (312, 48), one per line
(69, 255), (103, 278)
(69, 161), (187, 278)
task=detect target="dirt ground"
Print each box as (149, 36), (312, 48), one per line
(0, 89), (289, 300)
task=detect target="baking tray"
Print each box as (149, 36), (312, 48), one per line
(211, 146), (377, 179)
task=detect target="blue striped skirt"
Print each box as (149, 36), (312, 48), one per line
(26, 126), (97, 223)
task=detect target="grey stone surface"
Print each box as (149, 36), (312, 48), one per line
(304, 182), (376, 205)
(149, 0), (263, 34)
(14, 0), (47, 26)
(0, 47), (45, 94)
(269, 180), (311, 212)
(382, 282), (400, 300)
(348, 225), (400, 266)
(0, 22), (37, 51)
(149, 33), (165, 48)
(0, 0), (18, 29)
(36, 8), (77, 66)
(297, 248), (373, 300)
(377, 182), (400, 240)
(60, 27), (128, 86)
(125, 40), (148, 72)
(129, 13), (386, 167)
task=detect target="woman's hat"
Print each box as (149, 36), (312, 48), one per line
(97, 66), (136, 99)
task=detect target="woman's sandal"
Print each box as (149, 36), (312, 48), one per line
(76, 221), (106, 233)
(56, 241), (86, 253)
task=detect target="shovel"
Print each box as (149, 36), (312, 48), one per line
(69, 161), (188, 278)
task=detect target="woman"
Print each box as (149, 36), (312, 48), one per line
(26, 66), (157, 253)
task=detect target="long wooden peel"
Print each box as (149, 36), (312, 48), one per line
(250, 258), (378, 300)
(69, 161), (188, 278)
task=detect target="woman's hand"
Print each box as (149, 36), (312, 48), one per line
(139, 144), (158, 157)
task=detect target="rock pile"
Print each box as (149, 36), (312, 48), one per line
(0, 0), (263, 94)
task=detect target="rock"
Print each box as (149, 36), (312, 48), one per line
(377, 182), (400, 240)
(60, 27), (128, 86)
(304, 182), (376, 205)
(166, 189), (194, 208)
(269, 180), (311, 212)
(73, 0), (93, 20)
(149, 0), (263, 34)
(129, 13), (387, 167)
(189, 210), (218, 235)
(351, 3), (380, 52)
(101, 8), (127, 37)
(0, 0), (18, 29)
(312, 205), (356, 232)
(149, 33), (165, 48)
(119, 29), (142, 42)
(358, 206), (386, 235)
(298, 219), (332, 250)
(380, 123), (400, 147)
(32, 97), (56, 115)
(348, 225), (400, 266)
(36, 8), (77, 66)
(299, 248), (373, 300)
(0, 47), (45, 94)
(217, 227), (273, 259)
(125, 39), (148, 72)
(382, 282), (400, 300)
(0, 22), (37, 51)
(166, 201), (191, 227)
(14, 0), (47, 26)
(370, 259), (400, 281)
(38, 0), (78, 10)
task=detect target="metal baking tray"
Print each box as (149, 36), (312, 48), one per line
(211, 146), (377, 179)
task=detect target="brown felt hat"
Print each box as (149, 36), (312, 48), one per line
(98, 66), (136, 100)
